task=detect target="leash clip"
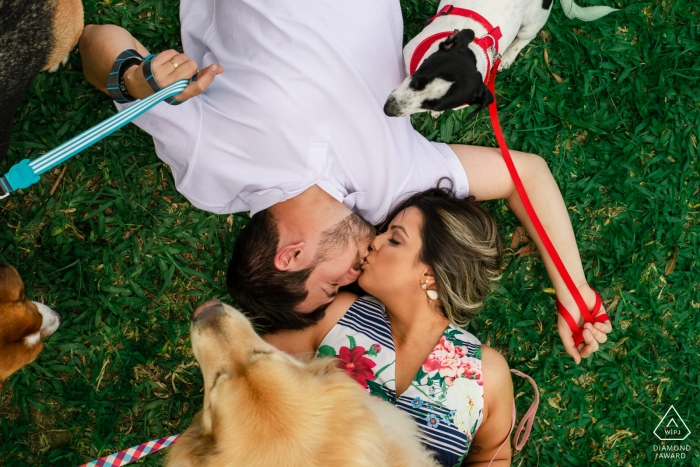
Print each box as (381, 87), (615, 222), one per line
(482, 34), (500, 59)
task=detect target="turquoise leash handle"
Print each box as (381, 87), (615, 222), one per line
(0, 79), (189, 198)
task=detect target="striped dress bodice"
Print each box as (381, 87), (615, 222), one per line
(317, 296), (484, 467)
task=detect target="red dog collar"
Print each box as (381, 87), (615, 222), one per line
(409, 5), (503, 82)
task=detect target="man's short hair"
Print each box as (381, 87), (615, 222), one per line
(226, 210), (329, 334)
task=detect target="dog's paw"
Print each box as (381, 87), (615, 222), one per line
(48, 53), (70, 73)
(429, 110), (445, 119)
(498, 55), (516, 71)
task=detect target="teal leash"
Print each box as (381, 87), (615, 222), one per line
(0, 79), (189, 199)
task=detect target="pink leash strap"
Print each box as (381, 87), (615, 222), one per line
(77, 434), (180, 467)
(510, 369), (540, 450)
(486, 369), (539, 466)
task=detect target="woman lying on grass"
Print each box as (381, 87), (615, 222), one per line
(265, 184), (522, 467)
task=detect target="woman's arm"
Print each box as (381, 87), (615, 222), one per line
(79, 24), (221, 101)
(462, 345), (514, 467)
(262, 292), (358, 355)
(450, 144), (612, 364)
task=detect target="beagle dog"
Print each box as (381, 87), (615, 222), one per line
(0, 263), (61, 391)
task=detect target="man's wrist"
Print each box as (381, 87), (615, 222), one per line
(123, 63), (153, 100)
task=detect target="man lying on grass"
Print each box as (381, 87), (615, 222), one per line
(79, 0), (610, 364)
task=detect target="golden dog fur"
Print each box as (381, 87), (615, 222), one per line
(167, 301), (440, 467)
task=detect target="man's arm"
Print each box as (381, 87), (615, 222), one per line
(79, 24), (222, 102)
(450, 144), (612, 364)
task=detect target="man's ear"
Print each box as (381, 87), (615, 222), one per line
(273, 242), (306, 271)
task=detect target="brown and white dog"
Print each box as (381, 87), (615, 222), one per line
(0, 0), (84, 162)
(166, 299), (440, 467)
(0, 263), (61, 391)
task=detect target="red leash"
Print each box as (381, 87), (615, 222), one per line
(486, 60), (609, 346)
(409, 2), (609, 345)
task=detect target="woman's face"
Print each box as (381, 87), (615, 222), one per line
(359, 206), (431, 301)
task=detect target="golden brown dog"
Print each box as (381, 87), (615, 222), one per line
(0, 263), (61, 391)
(167, 299), (440, 467)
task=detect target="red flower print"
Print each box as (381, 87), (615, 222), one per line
(337, 346), (376, 388)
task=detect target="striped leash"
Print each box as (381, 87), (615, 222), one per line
(0, 79), (189, 199)
(78, 434), (180, 467)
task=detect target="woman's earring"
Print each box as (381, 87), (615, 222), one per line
(422, 283), (438, 300)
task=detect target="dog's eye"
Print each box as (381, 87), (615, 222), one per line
(212, 371), (228, 387)
(411, 77), (428, 90)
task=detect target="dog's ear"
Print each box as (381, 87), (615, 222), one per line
(463, 84), (494, 122)
(0, 263), (25, 303)
(201, 372), (228, 435)
(440, 29), (475, 51)
(201, 390), (214, 436)
(455, 29), (475, 45)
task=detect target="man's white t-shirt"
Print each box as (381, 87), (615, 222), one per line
(128, 0), (469, 225)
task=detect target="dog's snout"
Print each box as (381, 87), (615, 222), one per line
(384, 97), (400, 117)
(193, 299), (223, 320)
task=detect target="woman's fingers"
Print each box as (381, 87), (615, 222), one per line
(583, 322), (608, 344)
(577, 328), (600, 359)
(558, 316), (582, 365)
(593, 318), (613, 334)
(175, 64), (224, 101)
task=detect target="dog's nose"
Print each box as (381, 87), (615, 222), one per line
(192, 299), (223, 320)
(384, 98), (400, 117)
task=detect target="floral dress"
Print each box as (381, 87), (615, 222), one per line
(317, 296), (484, 467)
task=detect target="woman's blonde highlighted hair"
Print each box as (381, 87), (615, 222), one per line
(377, 180), (503, 325)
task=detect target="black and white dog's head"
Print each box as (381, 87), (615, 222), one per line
(384, 29), (493, 119)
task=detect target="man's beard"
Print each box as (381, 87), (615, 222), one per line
(316, 212), (375, 264)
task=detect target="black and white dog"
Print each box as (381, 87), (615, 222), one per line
(384, 0), (617, 118)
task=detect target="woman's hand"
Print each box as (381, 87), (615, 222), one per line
(123, 49), (223, 101)
(557, 283), (613, 365)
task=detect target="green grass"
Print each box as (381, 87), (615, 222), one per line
(0, 0), (698, 465)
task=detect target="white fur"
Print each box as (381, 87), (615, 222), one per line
(24, 332), (41, 346)
(33, 301), (61, 338)
(48, 53), (70, 73)
(392, 0), (617, 114)
(560, 0), (618, 21)
(386, 77), (454, 116)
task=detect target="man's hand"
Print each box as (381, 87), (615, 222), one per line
(123, 50), (223, 101)
(556, 283), (613, 364)
(80, 25), (222, 102)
